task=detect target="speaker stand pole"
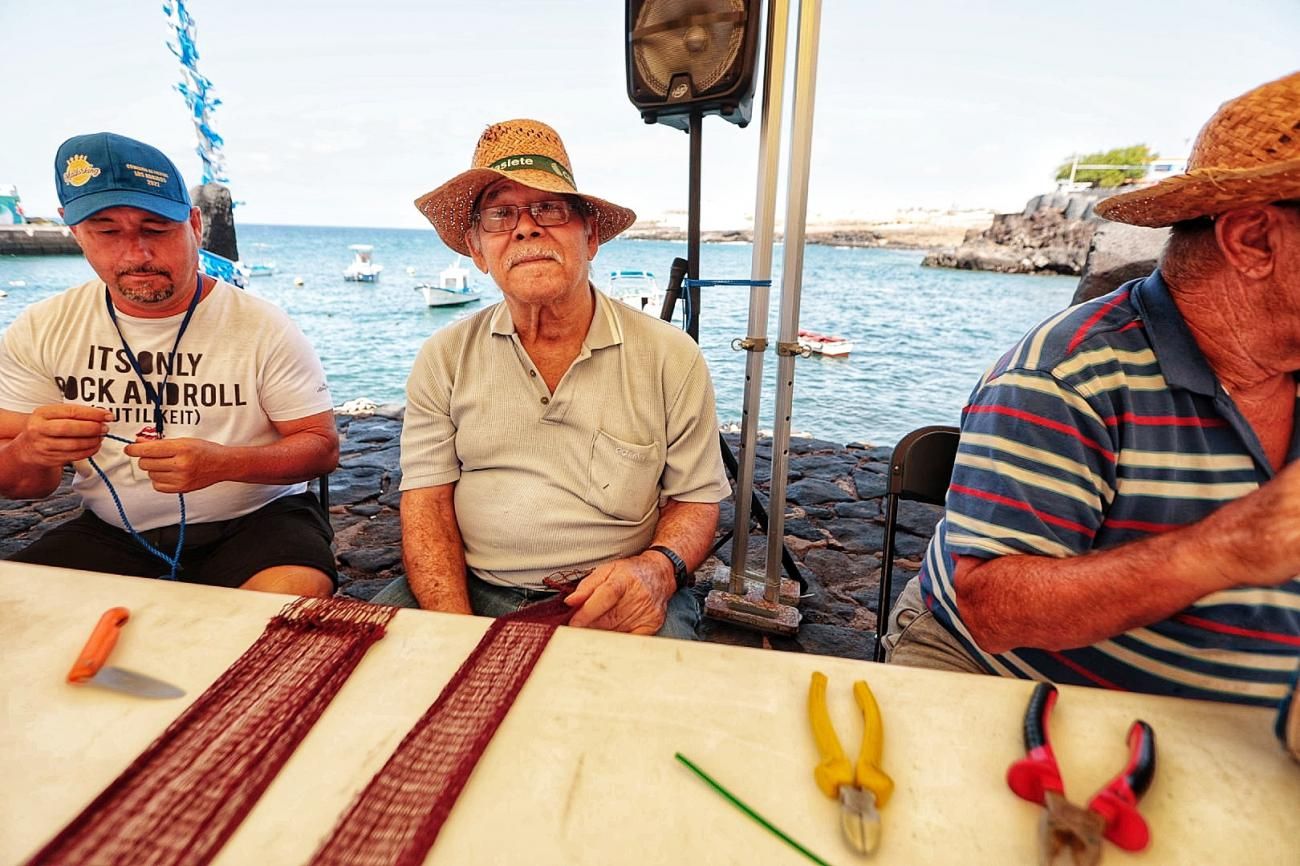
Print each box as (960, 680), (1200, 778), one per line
(730, 0), (790, 599)
(703, 0), (803, 635)
(686, 110), (702, 341)
(765, 0), (822, 601)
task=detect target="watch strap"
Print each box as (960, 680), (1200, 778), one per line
(647, 544), (691, 590)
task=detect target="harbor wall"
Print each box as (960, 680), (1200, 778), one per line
(0, 225), (81, 256)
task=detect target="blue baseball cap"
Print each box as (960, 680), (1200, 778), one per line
(54, 132), (192, 225)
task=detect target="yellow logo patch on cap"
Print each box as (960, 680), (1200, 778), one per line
(63, 154), (102, 188)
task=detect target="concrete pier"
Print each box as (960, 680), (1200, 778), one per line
(0, 225), (81, 255)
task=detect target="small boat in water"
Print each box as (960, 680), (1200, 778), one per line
(798, 329), (853, 357)
(343, 244), (383, 282)
(245, 243), (277, 278)
(608, 269), (664, 314)
(416, 257), (482, 307)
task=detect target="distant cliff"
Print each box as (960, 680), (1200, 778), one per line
(921, 189), (1114, 276)
(623, 214), (989, 251)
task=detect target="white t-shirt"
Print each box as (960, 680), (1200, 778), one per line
(0, 278), (333, 530)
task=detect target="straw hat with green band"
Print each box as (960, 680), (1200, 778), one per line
(415, 119), (637, 256)
(1095, 71), (1300, 228)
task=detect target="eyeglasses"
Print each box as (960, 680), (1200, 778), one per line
(474, 199), (578, 233)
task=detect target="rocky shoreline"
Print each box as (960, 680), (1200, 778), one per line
(0, 409), (943, 659)
(922, 188), (1113, 276)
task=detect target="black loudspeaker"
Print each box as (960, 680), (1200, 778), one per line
(625, 0), (762, 130)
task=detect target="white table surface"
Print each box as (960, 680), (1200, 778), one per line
(1, 562), (1297, 865)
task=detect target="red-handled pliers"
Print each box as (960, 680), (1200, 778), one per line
(1006, 683), (1156, 866)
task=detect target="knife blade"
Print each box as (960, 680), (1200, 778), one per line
(66, 607), (185, 700)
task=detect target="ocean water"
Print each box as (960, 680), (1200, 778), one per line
(0, 223), (1078, 446)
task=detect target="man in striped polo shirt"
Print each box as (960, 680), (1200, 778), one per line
(881, 72), (1300, 706)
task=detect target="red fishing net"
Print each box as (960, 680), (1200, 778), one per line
(25, 596), (397, 866)
(307, 593), (575, 866)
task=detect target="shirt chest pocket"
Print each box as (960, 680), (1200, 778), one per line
(584, 429), (663, 522)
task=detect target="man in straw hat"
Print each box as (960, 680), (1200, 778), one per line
(880, 72), (1300, 706)
(372, 119), (729, 637)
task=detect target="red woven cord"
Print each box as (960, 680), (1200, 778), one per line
(25, 597), (397, 866)
(308, 595), (573, 866)
(499, 591), (579, 627)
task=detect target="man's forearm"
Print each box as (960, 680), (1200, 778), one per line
(614, 500), (720, 601)
(209, 428), (338, 485)
(955, 495), (1259, 653)
(0, 438), (63, 499)
(400, 485), (471, 613)
(0, 407), (98, 499)
(649, 499), (720, 572)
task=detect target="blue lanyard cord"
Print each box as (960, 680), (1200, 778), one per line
(87, 433), (186, 580)
(90, 273), (204, 580)
(104, 273), (204, 438)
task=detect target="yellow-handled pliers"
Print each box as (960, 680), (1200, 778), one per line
(808, 672), (894, 855)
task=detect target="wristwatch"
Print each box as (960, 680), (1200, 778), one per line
(647, 544), (691, 590)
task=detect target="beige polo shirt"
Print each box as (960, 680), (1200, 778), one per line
(400, 288), (730, 589)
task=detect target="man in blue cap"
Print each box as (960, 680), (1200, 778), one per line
(0, 132), (339, 595)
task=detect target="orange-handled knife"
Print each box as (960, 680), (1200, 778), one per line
(67, 607), (185, 700)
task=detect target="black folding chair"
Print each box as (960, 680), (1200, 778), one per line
(874, 425), (960, 662)
(312, 474), (331, 512)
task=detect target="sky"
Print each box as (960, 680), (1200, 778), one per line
(3, 1), (1297, 230)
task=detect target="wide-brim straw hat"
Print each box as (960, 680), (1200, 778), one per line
(1095, 71), (1300, 227)
(415, 119), (637, 256)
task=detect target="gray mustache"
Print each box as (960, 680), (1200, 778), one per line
(504, 248), (561, 268)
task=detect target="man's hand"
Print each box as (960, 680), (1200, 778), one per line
(565, 552), (676, 635)
(1214, 458), (1300, 588)
(124, 437), (226, 493)
(10, 404), (112, 468)
(957, 456), (1300, 653)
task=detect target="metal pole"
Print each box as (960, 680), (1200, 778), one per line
(730, 0), (789, 595)
(765, 0), (821, 598)
(686, 111), (703, 341)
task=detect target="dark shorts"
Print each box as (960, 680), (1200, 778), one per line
(8, 492), (337, 589)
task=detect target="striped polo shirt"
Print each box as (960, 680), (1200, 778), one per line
(921, 270), (1300, 706)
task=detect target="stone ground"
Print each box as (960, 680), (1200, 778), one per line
(0, 410), (943, 660)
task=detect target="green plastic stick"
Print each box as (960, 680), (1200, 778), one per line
(675, 752), (837, 866)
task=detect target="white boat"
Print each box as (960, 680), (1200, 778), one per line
(343, 244), (383, 282)
(245, 243), (276, 277)
(608, 269), (664, 314)
(798, 329), (853, 357)
(416, 257), (482, 307)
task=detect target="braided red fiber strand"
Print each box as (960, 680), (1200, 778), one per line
(308, 585), (578, 866)
(25, 597), (398, 866)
